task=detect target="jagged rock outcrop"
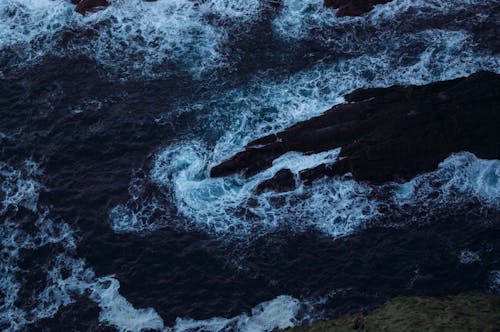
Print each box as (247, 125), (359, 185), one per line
(255, 169), (296, 194)
(72, 0), (109, 15)
(72, 0), (158, 14)
(324, 0), (393, 17)
(211, 71), (500, 192)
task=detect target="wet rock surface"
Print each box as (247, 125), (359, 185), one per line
(211, 71), (500, 192)
(72, 0), (161, 14)
(324, 0), (393, 17)
(73, 0), (109, 14)
(255, 169), (296, 194)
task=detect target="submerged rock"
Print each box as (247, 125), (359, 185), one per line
(210, 71), (500, 192)
(255, 169), (296, 194)
(73, 0), (109, 15)
(324, 0), (393, 17)
(72, 0), (158, 15)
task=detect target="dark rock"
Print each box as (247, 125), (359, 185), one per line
(210, 71), (500, 188)
(255, 169), (296, 194)
(324, 0), (393, 17)
(72, 0), (157, 15)
(74, 0), (109, 14)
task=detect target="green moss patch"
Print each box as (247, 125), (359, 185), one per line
(286, 294), (500, 332)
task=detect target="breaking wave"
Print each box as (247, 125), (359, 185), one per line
(393, 152), (500, 216)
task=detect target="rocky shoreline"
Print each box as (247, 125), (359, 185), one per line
(211, 71), (500, 193)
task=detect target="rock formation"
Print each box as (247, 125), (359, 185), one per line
(255, 169), (296, 194)
(211, 71), (500, 192)
(72, 0), (109, 15)
(324, 0), (393, 17)
(72, 0), (158, 14)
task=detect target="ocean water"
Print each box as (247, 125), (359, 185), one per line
(0, 0), (499, 331)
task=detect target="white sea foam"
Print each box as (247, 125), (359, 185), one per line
(107, 140), (377, 239)
(89, 276), (165, 332)
(0, 161), (165, 332)
(34, 254), (165, 332)
(0, 160), (43, 213)
(0, 0), (262, 78)
(47, 259), (311, 332)
(2, 0), (496, 79)
(0, 161), (81, 330)
(273, 0), (496, 42)
(90, 281), (310, 332)
(170, 295), (303, 332)
(394, 152), (500, 211)
(0, 0), (72, 61)
(2, 162), (310, 332)
(87, 292), (308, 332)
(0, 161), (76, 330)
(31, 253), (166, 332)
